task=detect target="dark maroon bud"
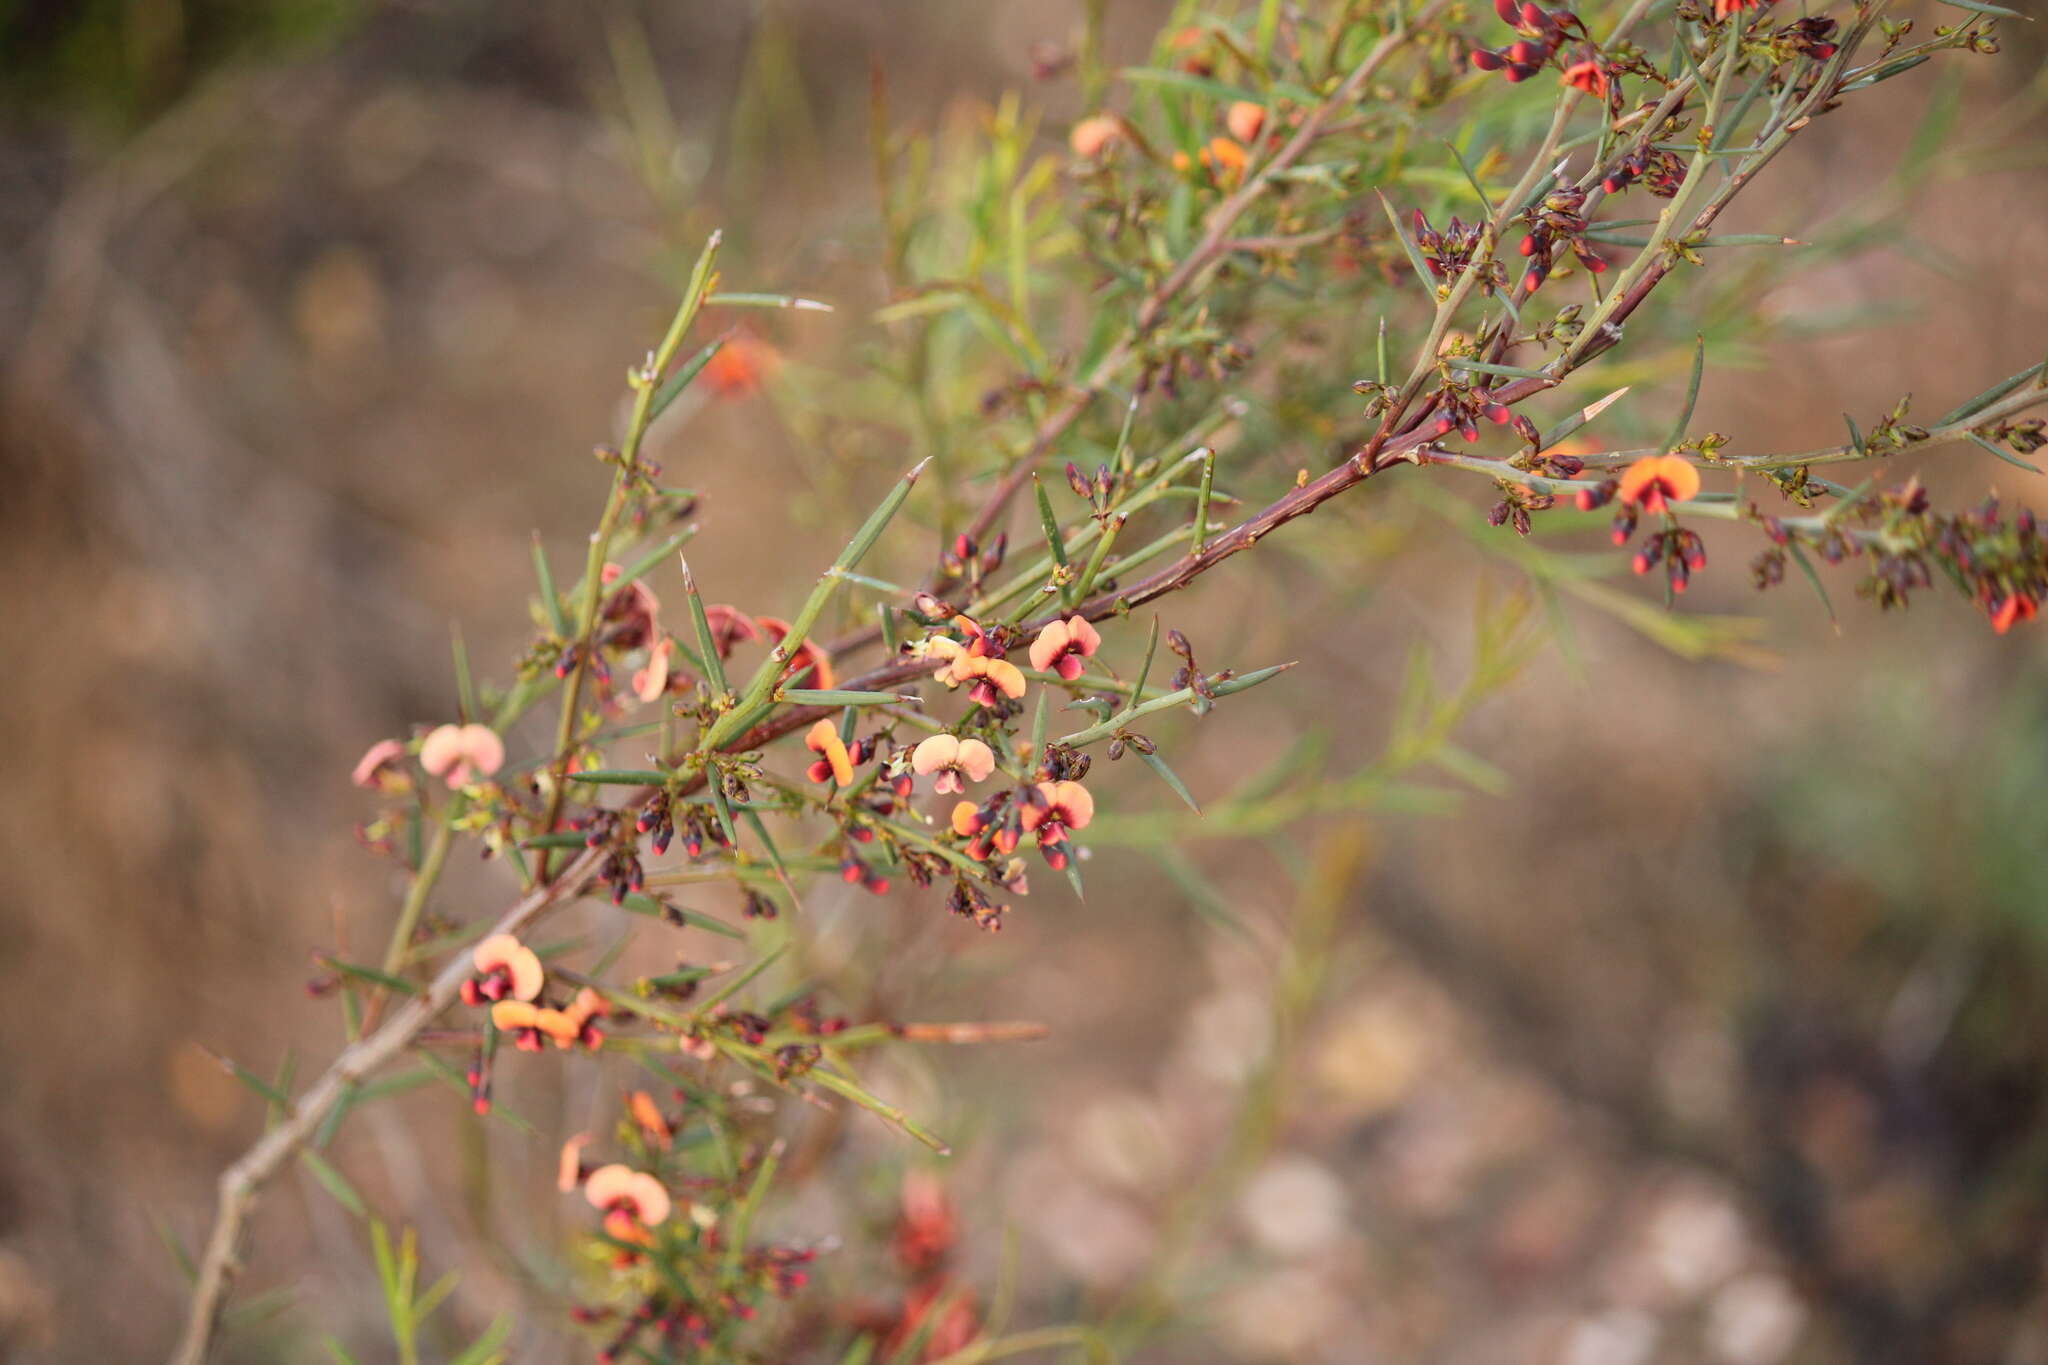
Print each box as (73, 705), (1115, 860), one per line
(1495, 0), (1519, 22)
(1065, 461), (1091, 498)
(1485, 403), (1513, 424)
(1512, 506), (1533, 536)
(1435, 415), (1456, 435)
(1488, 501), (1511, 527)
(1460, 420), (1480, 442)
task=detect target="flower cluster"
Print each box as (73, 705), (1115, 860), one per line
(1469, 0), (1600, 95)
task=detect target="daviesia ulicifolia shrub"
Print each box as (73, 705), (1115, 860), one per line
(171, 1), (2043, 1361)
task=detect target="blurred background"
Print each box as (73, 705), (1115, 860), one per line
(3, 2), (2046, 1362)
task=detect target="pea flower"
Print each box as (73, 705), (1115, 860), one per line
(805, 719), (855, 786)
(557, 1134), (592, 1192)
(632, 636), (674, 703)
(1020, 780), (1094, 870)
(1991, 592), (2039, 635)
(462, 934), (543, 1006)
(1225, 101), (1265, 144)
(419, 723), (505, 788)
(584, 1163), (672, 1243)
(703, 330), (779, 398)
(927, 618), (1027, 706)
(1616, 454), (1701, 514)
(1027, 616), (1102, 681)
(350, 739), (410, 793)
(490, 987), (606, 1053)
(911, 734), (996, 795)
(600, 563), (661, 649)
(1070, 114), (1122, 159)
(758, 615), (836, 689)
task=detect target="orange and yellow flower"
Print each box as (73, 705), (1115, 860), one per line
(927, 619), (1027, 706)
(1616, 454), (1701, 514)
(805, 718), (856, 786)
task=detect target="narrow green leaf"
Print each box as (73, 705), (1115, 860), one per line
(1033, 474), (1069, 572)
(680, 556), (729, 695)
(1967, 431), (2042, 475)
(450, 624), (477, 723)
(1662, 335), (1706, 453)
(325, 960), (422, 996)
(1136, 748), (1202, 814)
(1376, 190), (1437, 295)
(780, 689), (922, 706)
(647, 338), (725, 426)
(531, 534), (569, 636)
(1935, 0), (2027, 19)
(211, 1051), (291, 1111)
(299, 1150), (367, 1218)
(723, 1145), (782, 1285)
(617, 892), (746, 939)
(705, 291), (834, 311)
(1936, 360), (2046, 426)
(567, 769), (670, 785)
(1189, 446), (1217, 554)
(1785, 541), (1837, 626)
(1060, 662), (1294, 745)
(449, 1317), (512, 1365)
(1445, 138), (1495, 213)
(1842, 54), (1931, 91)
(694, 946), (788, 1018)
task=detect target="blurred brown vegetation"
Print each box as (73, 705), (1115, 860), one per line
(3, 3), (2047, 1363)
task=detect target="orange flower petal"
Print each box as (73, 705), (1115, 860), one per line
(473, 934), (545, 1001)
(350, 739), (407, 789)
(982, 658), (1028, 699)
(557, 1134), (591, 1192)
(1206, 137), (1248, 173)
(1070, 114), (1122, 160)
(1225, 101), (1265, 144)
(911, 734), (961, 776)
(950, 801), (981, 837)
(627, 1090), (673, 1148)
(491, 1000), (541, 1031)
(955, 738), (996, 784)
(1658, 454), (1701, 503)
(1044, 779), (1094, 829)
(804, 719), (855, 786)
(632, 637), (673, 703)
(1028, 620), (1071, 673)
(585, 1163), (638, 1212)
